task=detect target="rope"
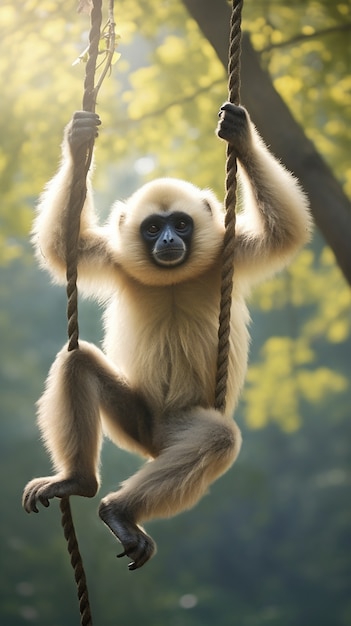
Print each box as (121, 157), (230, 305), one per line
(60, 497), (93, 626)
(214, 0), (243, 413)
(61, 2), (105, 625)
(65, 0), (102, 353)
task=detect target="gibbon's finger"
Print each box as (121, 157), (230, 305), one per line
(218, 102), (233, 117)
(25, 493), (39, 514)
(23, 495), (35, 514)
(23, 484), (40, 513)
(38, 494), (50, 508)
(117, 551), (126, 558)
(73, 111), (102, 124)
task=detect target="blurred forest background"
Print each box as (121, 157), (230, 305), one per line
(1, 0), (350, 624)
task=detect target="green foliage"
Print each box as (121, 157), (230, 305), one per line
(245, 335), (347, 431)
(245, 0), (351, 196)
(246, 241), (351, 430)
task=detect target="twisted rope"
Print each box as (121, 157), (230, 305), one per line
(65, 0), (102, 353)
(214, 0), (243, 413)
(60, 497), (93, 626)
(61, 2), (105, 625)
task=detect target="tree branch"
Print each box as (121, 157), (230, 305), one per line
(260, 23), (351, 53)
(115, 78), (224, 126)
(181, 0), (351, 285)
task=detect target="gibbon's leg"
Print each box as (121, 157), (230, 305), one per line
(23, 341), (152, 513)
(99, 408), (242, 570)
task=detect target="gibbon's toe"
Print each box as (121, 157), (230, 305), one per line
(22, 477), (54, 513)
(99, 500), (156, 570)
(117, 530), (156, 570)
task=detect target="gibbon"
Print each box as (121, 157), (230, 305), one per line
(23, 103), (312, 570)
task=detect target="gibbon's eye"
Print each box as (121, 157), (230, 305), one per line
(175, 220), (187, 232)
(147, 224), (160, 235)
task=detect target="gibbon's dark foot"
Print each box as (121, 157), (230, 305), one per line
(22, 475), (99, 514)
(99, 500), (156, 571)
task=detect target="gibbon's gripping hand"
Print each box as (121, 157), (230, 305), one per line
(66, 110), (101, 161)
(217, 102), (252, 159)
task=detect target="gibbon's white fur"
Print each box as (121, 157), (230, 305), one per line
(23, 104), (312, 569)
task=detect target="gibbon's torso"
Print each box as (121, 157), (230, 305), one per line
(103, 266), (250, 418)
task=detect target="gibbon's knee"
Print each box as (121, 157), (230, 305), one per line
(206, 415), (242, 476)
(182, 409), (242, 485)
(36, 341), (103, 478)
(174, 407), (242, 466)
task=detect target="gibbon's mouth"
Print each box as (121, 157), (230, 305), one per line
(153, 247), (187, 267)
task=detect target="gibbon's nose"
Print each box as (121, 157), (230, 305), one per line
(163, 226), (174, 244)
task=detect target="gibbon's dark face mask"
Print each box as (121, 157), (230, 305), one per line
(140, 211), (194, 267)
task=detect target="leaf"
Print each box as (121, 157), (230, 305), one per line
(72, 49), (89, 66)
(111, 51), (121, 65)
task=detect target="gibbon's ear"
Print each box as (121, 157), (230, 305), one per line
(202, 199), (212, 214)
(200, 188), (224, 222)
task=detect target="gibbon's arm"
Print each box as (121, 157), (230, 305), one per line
(32, 112), (117, 294)
(217, 103), (312, 284)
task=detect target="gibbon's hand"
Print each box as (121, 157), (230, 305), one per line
(67, 111), (101, 160)
(217, 102), (253, 159)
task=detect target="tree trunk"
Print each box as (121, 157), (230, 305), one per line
(182, 0), (351, 285)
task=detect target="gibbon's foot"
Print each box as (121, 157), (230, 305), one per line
(99, 500), (156, 571)
(22, 475), (99, 513)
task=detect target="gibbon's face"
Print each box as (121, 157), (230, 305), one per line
(111, 178), (225, 286)
(140, 211), (194, 268)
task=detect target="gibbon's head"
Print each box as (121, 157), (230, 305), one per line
(110, 178), (225, 286)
